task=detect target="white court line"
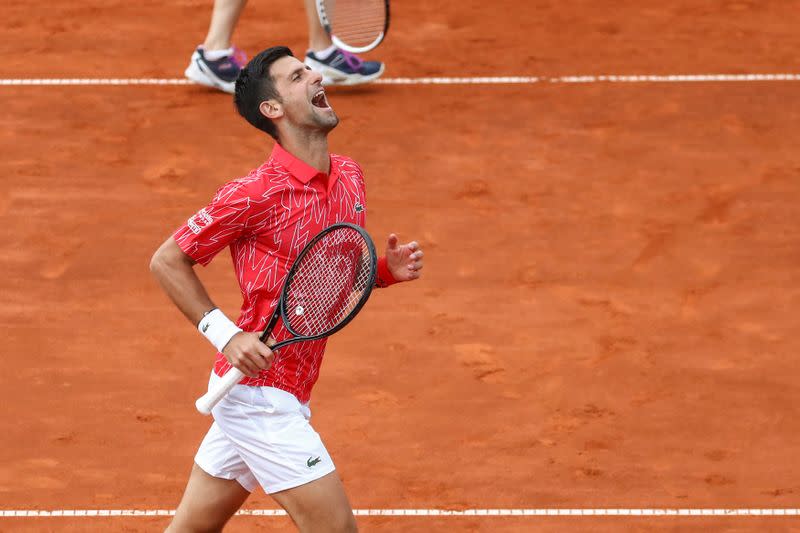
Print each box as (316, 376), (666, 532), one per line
(2, 508), (800, 517)
(0, 73), (799, 86)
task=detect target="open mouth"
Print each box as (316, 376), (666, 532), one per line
(311, 89), (330, 109)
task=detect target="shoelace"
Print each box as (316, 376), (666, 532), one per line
(339, 50), (363, 71)
(229, 46), (248, 69)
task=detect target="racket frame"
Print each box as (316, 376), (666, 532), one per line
(315, 0), (390, 54)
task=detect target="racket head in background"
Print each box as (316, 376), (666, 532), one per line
(317, 0), (390, 53)
(280, 222), (377, 339)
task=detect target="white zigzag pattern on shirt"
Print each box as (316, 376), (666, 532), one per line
(176, 155), (366, 401)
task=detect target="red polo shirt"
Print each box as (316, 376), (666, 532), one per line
(173, 143), (368, 403)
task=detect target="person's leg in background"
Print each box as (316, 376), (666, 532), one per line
(203, 0), (248, 51)
(185, 0), (249, 94)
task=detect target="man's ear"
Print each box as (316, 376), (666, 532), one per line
(259, 99), (283, 120)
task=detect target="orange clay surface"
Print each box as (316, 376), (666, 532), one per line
(1, 0), (799, 531)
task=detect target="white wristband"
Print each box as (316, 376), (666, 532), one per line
(198, 308), (242, 352)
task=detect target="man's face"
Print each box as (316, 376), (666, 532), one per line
(268, 56), (338, 133)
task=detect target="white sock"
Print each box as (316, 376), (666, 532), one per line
(204, 47), (234, 61)
(312, 45), (337, 60)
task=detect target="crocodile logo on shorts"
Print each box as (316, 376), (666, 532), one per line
(307, 456), (322, 468)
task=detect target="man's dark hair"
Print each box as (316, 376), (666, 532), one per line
(234, 46), (294, 140)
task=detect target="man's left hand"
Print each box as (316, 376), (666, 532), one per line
(384, 234), (424, 282)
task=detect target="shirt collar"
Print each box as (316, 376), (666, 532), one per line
(270, 143), (329, 185)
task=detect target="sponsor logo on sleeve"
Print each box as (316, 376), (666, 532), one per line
(188, 208), (213, 235)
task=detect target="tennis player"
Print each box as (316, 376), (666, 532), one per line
(151, 46), (423, 532)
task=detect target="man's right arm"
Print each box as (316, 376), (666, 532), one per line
(149, 236), (214, 325)
(149, 237), (273, 377)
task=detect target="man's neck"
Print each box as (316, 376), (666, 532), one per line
(278, 132), (330, 174)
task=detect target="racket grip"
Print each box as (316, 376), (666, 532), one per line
(195, 367), (245, 415)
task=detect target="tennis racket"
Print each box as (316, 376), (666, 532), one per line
(195, 222), (377, 415)
(316, 0), (390, 53)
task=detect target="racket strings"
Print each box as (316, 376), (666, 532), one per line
(290, 244), (369, 331)
(285, 228), (373, 336)
(329, 0), (386, 47)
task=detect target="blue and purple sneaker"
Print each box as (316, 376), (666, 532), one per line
(304, 48), (385, 86)
(184, 46), (247, 94)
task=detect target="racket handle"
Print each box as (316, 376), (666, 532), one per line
(195, 367), (245, 415)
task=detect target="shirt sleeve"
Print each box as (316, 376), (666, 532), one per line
(173, 181), (259, 266)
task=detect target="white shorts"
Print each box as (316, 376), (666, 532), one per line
(194, 373), (335, 494)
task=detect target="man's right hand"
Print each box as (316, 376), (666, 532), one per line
(222, 332), (274, 378)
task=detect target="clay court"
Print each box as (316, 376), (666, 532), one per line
(2, 0), (800, 531)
